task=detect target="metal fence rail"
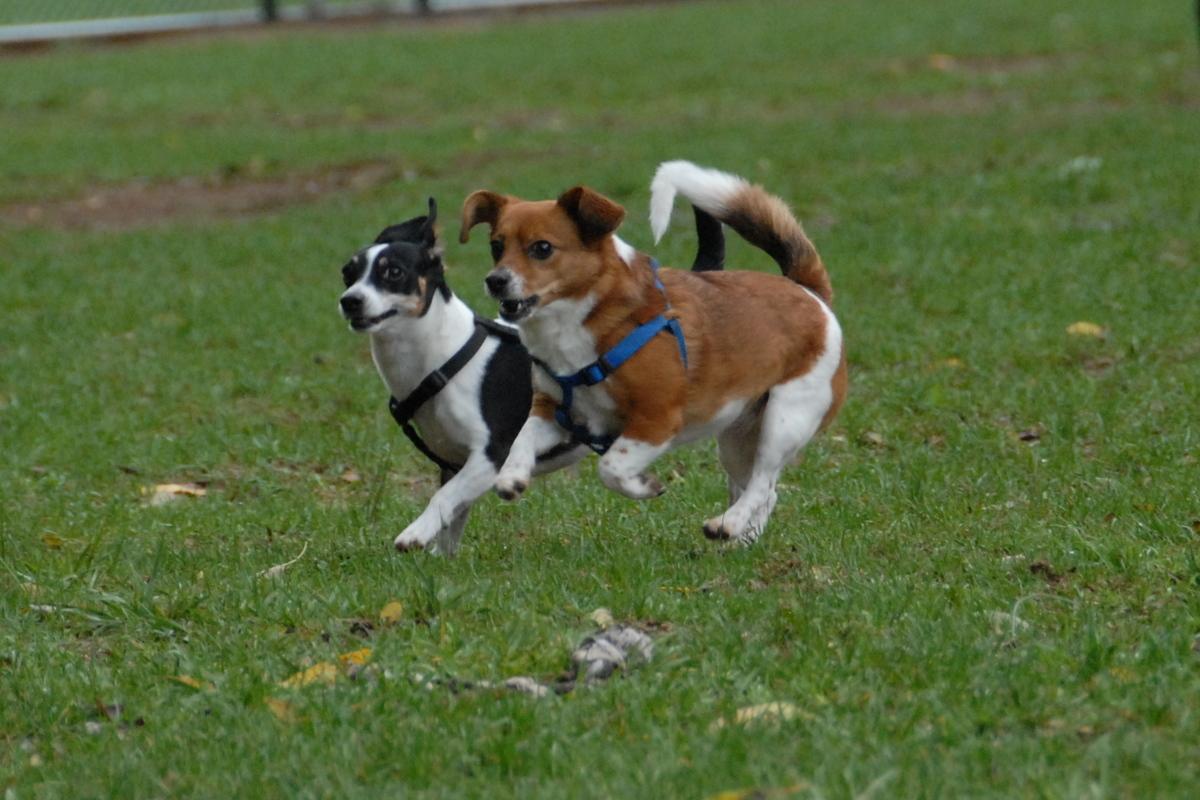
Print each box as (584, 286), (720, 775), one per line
(0, 0), (587, 44)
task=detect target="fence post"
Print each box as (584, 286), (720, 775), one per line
(263, 0), (278, 22)
(415, 0), (432, 14)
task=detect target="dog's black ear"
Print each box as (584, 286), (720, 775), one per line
(419, 197), (438, 247)
(374, 215), (427, 246)
(459, 190), (508, 243)
(426, 197), (438, 226)
(556, 186), (625, 245)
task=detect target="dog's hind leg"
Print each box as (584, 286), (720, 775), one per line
(431, 506), (469, 556)
(428, 467), (468, 556)
(395, 454), (497, 552)
(716, 410), (763, 506)
(703, 376), (830, 544)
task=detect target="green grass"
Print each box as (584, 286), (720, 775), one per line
(2, 0), (1199, 796)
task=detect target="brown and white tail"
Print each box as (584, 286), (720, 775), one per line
(649, 160), (832, 303)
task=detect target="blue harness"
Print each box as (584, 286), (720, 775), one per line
(535, 259), (687, 455)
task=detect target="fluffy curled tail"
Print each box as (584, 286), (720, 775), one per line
(649, 160), (832, 303)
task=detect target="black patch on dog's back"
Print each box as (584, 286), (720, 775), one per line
(479, 338), (534, 468)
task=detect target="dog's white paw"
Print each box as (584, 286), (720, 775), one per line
(600, 469), (665, 500)
(394, 518), (441, 552)
(701, 511), (755, 544)
(494, 473), (529, 502)
(702, 513), (763, 545)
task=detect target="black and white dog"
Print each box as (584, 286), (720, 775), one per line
(339, 197), (725, 554)
(338, 199), (583, 554)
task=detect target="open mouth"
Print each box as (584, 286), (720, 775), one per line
(347, 308), (398, 331)
(498, 296), (538, 322)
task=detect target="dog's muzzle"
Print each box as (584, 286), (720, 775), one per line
(497, 296), (537, 322)
(340, 294), (398, 331)
(485, 269), (537, 322)
(347, 309), (398, 330)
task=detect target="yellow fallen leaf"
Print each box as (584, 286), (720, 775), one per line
(378, 601), (404, 625)
(861, 431), (886, 448)
(279, 661), (338, 689)
(1108, 666), (1138, 684)
(936, 357), (964, 369)
(706, 785), (811, 800)
(928, 53), (957, 71)
(338, 648), (372, 667)
(168, 674), (212, 691)
(41, 533), (64, 550)
(590, 608), (615, 629)
(1066, 321), (1105, 338)
(712, 701), (813, 731)
(143, 482), (207, 506)
(145, 482), (207, 497)
(265, 696), (296, 722)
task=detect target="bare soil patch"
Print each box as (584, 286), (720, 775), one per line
(0, 161), (397, 231)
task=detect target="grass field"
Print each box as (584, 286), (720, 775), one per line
(2, 0), (1199, 796)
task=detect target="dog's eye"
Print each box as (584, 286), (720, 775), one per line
(529, 241), (554, 260)
(383, 265), (403, 282)
(489, 240), (503, 262)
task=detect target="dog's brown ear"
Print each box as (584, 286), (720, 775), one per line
(459, 191), (508, 244)
(556, 186), (625, 244)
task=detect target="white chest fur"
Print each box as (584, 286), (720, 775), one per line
(521, 295), (622, 436)
(367, 295), (493, 459)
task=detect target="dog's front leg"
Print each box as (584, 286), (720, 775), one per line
(597, 412), (679, 499)
(494, 397), (565, 501)
(395, 454), (496, 552)
(597, 435), (672, 499)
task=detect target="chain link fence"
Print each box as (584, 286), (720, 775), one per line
(0, 1), (584, 42)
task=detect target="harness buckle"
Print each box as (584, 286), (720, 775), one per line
(581, 361), (611, 386)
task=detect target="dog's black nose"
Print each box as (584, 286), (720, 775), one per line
(340, 295), (363, 315)
(485, 272), (510, 296)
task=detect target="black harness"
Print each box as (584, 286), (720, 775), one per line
(388, 317), (520, 473)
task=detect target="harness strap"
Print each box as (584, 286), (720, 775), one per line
(388, 320), (492, 472)
(538, 258), (687, 455)
(474, 316), (523, 345)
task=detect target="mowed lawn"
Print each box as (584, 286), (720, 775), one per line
(2, 0), (1199, 796)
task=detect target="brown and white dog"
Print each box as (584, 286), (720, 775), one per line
(460, 161), (847, 544)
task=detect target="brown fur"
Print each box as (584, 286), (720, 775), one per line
(724, 186), (833, 303)
(461, 185), (846, 448)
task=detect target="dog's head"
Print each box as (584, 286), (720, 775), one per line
(339, 198), (450, 332)
(460, 186), (626, 323)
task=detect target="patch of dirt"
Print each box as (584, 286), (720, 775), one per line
(1029, 559), (1071, 587)
(871, 89), (1129, 119)
(0, 161), (398, 232)
(872, 88), (1026, 117)
(942, 52), (1079, 76)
